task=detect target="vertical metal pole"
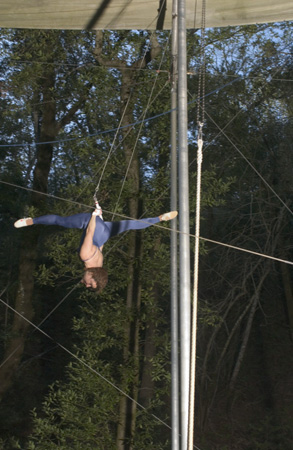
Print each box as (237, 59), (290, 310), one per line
(171, 1), (179, 449)
(178, 0), (191, 449)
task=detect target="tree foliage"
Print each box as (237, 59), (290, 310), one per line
(0, 23), (292, 450)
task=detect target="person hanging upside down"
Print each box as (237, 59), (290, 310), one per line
(14, 208), (178, 293)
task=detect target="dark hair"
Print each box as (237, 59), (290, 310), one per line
(85, 267), (108, 293)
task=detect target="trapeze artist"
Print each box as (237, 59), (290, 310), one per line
(14, 205), (178, 293)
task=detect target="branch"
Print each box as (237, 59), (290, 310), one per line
(132, 33), (161, 69)
(56, 98), (87, 132)
(94, 31), (161, 71)
(94, 30), (127, 69)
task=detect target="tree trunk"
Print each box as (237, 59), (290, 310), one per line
(0, 62), (56, 397)
(93, 30), (161, 448)
(280, 259), (293, 341)
(0, 235), (38, 396)
(0, 35), (86, 397)
(116, 66), (141, 450)
(93, 32), (162, 449)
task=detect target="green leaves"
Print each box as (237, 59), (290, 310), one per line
(1, 22), (292, 450)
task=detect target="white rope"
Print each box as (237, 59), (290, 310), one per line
(188, 0), (206, 446)
(188, 135), (203, 450)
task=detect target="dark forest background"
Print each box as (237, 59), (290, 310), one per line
(0, 23), (292, 449)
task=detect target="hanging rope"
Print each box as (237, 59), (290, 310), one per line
(92, 95), (132, 204)
(91, 78), (169, 210)
(92, 30), (170, 209)
(188, 1), (206, 448)
(111, 37), (171, 220)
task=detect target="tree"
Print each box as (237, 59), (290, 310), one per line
(187, 23), (293, 448)
(1, 23), (292, 450)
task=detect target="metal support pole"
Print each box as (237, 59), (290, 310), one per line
(171, 0), (179, 448)
(178, 0), (191, 448)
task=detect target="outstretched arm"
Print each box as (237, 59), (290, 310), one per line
(79, 214), (98, 261)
